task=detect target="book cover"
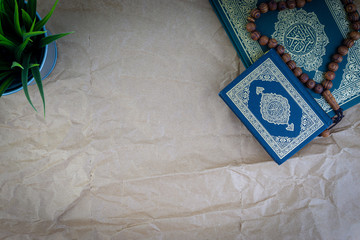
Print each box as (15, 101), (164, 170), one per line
(219, 49), (333, 165)
(210, 0), (360, 117)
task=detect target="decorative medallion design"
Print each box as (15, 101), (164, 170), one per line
(272, 9), (329, 71)
(257, 87), (294, 131)
(226, 58), (324, 159)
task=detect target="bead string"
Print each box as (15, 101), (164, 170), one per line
(246, 0), (360, 137)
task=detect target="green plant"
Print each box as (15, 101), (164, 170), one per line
(0, 0), (72, 114)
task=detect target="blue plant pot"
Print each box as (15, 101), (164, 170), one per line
(3, 14), (58, 96)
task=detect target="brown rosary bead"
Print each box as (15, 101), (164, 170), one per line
(296, 0), (306, 7)
(332, 53), (343, 63)
(287, 0), (296, 9)
(299, 73), (309, 83)
(343, 38), (355, 48)
(250, 8), (261, 19)
(276, 45), (285, 55)
(267, 38), (278, 48)
(314, 84), (324, 94)
(247, 16), (256, 23)
(293, 67), (302, 77)
(287, 60), (296, 70)
(259, 3), (269, 13)
(349, 31), (360, 40)
(346, 3), (357, 13)
(246, 22), (256, 32)
(250, 31), (261, 41)
(322, 90), (340, 111)
(351, 21), (360, 30)
(306, 0), (312, 2)
(320, 129), (331, 138)
(342, 0), (353, 4)
(259, 35), (269, 46)
(325, 71), (336, 81)
(328, 62), (339, 72)
(278, 1), (287, 10)
(281, 53), (291, 63)
(306, 79), (316, 89)
(268, 0), (278, 11)
(322, 80), (333, 90)
(348, 11), (359, 22)
(337, 45), (349, 56)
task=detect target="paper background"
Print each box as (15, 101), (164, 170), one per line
(1, 0), (360, 239)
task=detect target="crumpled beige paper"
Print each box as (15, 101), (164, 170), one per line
(1, 0), (360, 239)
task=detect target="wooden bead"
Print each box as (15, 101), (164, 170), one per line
(246, 22), (256, 32)
(351, 21), (360, 30)
(348, 11), (359, 22)
(268, 38), (278, 48)
(287, 0), (296, 9)
(287, 60), (296, 70)
(314, 84), (324, 94)
(299, 73), (309, 83)
(343, 38), (355, 48)
(282, 53), (291, 63)
(306, 79), (316, 89)
(276, 45), (285, 55)
(320, 129), (331, 138)
(268, 0), (278, 11)
(306, 0), (312, 2)
(349, 31), (360, 40)
(325, 71), (336, 81)
(250, 31), (261, 41)
(259, 35), (269, 46)
(337, 45), (349, 56)
(247, 16), (256, 23)
(342, 0), (353, 4)
(322, 80), (333, 90)
(322, 90), (340, 111)
(346, 3), (357, 13)
(296, 0), (306, 8)
(293, 67), (302, 77)
(332, 53), (343, 63)
(251, 8), (261, 19)
(278, 1), (287, 10)
(259, 3), (269, 13)
(328, 62), (339, 72)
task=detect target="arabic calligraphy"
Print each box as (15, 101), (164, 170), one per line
(285, 23), (316, 55)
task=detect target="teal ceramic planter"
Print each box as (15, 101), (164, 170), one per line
(3, 14), (58, 96)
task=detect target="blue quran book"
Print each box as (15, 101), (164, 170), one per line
(210, 0), (360, 117)
(219, 49), (333, 165)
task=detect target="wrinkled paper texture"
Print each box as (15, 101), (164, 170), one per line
(1, 0), (360, 239)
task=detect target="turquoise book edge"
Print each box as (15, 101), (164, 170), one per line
(219, 49), (333, 165)
(210, 0), (360, 117)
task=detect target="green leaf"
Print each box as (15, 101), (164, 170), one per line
(31, 65), (45, 115)
(26, 0), (37, 20)
(39, 31), (73, 48)
(11, 61), (24, 69)
(29, 63), (40, 68)
(15, 38), (30, 61)
(34, 0), (59, 31)
(0, 33), (17, 49)
(0, 75), (14, 97)
(23, 30), (46, 40)
(13, 0), (22, 37)
(21, 53), (37, 111)
(29, 17), (36, 32)
(21, 9), (33, 30)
